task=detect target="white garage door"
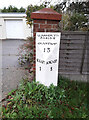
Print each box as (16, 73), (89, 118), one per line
(6, 20), (24, 39)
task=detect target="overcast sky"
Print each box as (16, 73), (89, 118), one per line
(0, 0), (59, 9)
(0, 0), (87, 9)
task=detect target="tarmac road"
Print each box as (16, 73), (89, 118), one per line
(1, 39), (29, 101)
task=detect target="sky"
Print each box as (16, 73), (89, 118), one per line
(0, 0), (59, 9)
(0, 0), (87, 9)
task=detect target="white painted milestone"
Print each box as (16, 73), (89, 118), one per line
(36, 32), (61, 86)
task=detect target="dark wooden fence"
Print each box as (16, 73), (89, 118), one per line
(59, 31), (89, 81)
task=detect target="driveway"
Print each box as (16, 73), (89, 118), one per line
(1, 39), (29, 100)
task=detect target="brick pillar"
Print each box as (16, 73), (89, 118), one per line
(31, 8), (62, 77)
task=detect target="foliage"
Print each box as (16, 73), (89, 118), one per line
(64, 13), (88, 31)
(1, 77), (89, 119)
(54, 1), (89, 14)
(26, 4), (45, 26)
(60, 13), (70, 30)
(19, 6), (25, 12)
(54, 1), (67, 13)
(26, 2), (67, 26)
(67, 1), (89, 14)
(53, 1), (89, 31)
(18, 37), (33, 72)
(1, 5), (26, 13)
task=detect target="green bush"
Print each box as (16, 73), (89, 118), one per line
(1, 77), (89, 119)
(65, 13), (88, 31)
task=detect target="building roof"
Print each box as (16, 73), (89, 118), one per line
(0, 13), (26, 18)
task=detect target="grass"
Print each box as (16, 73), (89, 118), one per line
(0, 76), (89, 119)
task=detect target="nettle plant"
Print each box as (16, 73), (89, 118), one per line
(18, 37), (33, 72)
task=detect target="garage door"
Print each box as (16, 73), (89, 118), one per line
(6, 20), (24, 39)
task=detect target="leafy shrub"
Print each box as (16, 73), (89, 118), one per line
(18, 37), (33, 72)
(65, 13), (88, 31)
(1, 77), (89, 119)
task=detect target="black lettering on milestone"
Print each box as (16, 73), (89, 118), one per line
(50, 67), (53, 71)
(39, 67), (41, 71)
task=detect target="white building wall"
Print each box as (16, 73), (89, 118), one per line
(0, 17), (2, 39)
(3, 19), (7, 39)
(0, 18), (6, 39)
(23, 18), (33, 39)
(0, 13), (32, 40)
